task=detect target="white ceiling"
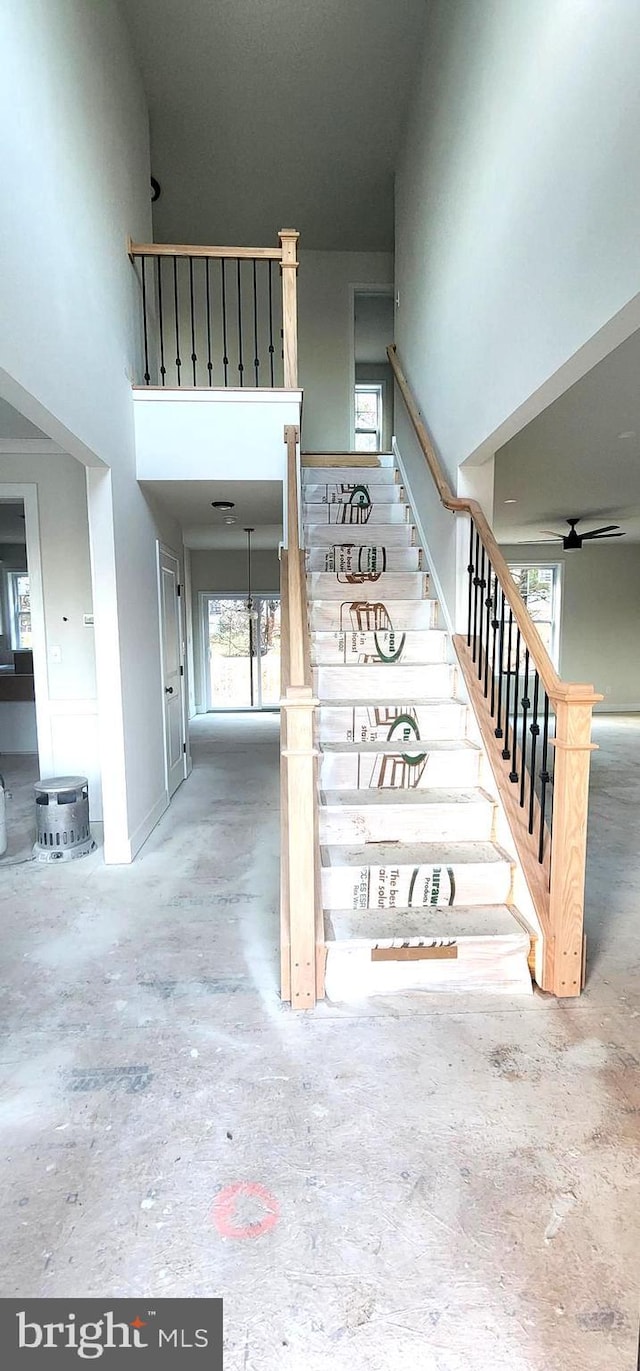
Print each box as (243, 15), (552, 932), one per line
(494, 327), (640, 545)
(119, 0), (428, 250)
(141, 478), (283, 548)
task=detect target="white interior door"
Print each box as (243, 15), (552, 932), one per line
(159, 547), (185, 797)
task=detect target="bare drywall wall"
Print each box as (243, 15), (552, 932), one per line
(0, 0), (176, 858)
(395, 0), (640, 474)
(190, 548), (280, 710)
(298, 250), (393, 450)
(500, 542), (640, 710)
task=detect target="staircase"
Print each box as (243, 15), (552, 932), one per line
(302, 454), (535, 999)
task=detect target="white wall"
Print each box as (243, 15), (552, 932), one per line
(190, 548), (281, 710)
(134, 392), (302, 481)
(395, 0), (640, 474)
(298, 250), (393, 450)
(0, 452), (101, 807)
(0, 0), (177, 859)
(500, 542), (640, 710)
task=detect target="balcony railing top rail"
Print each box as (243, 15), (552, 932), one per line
(128, 229), (299, 391)
(388, 343), (601, 997)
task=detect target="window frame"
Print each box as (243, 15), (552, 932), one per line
(354, 383), (383, 452)
(507, 560), (562, 669)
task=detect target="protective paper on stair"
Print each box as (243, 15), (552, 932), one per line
(309, 573), (426, 600)
(319, 742), (480, 790)
(308, 524), (414, 547)
(304, 502), (409, 525)
(325, 941), (534, 999)
(311, 627), (446, 664)
(322, 850), (513, 909)
(315, 662), (455, 700)
(318, 702), (468, 742)
(303, 482), (402, 504)
(320, 788), (496, 843)
(310, 599), (438, 631)
(307, 547), (421, 572)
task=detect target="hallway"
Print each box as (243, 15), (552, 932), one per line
(0, 714), (638, 1370)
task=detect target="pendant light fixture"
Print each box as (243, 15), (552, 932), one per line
(244, 527), (259, 622)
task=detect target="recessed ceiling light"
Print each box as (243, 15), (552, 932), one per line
(224, 516), (237, 525)
(211, 499), (235, 510)
(617, 431), (636, 440)
(504, 498), (517, 504)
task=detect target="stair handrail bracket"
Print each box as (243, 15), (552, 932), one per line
(280, 423), (323, 1009)
(388, 344), (602, 997)
(127, 229), (299, 390)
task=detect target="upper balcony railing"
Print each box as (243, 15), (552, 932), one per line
(128, 229), (299, 390)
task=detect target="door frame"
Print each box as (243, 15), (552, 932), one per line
(156, 541), (189, 796)
(348, 283), (395, 448)
(0, 482), (50, 771)
(199, 590), (281, 712)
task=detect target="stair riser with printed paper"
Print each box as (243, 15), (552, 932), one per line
(322, 858), (513, 910)
(303, 503), (410, 526)
(320, 795), (496, 844)
(307, 546), (422, 572)
(302, 466), (397, 484)
(319, 746), (481, 791)
(304, 482), (403, 505)
(309, 573), (426, 601)
(311, 628), (447, 664)
(317, 702), (469, 743)
(309, 599), (439, 632)
(315, 662), (456, 701)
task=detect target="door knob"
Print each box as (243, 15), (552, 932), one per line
(165, 686), (174, 694)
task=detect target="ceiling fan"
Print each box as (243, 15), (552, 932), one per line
(540, 517), (625, 550)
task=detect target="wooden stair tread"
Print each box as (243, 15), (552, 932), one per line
(326, 905), (530, 945)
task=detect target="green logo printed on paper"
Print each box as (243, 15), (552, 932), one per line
(387, 713), (427, 765)
(374, 628), (406, 663)
(349, 484), (371, 507)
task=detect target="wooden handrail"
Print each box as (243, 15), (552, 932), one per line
(389, 343), (601, 996)
(128, 239), (283, 260)
(387, 345), (599, 707)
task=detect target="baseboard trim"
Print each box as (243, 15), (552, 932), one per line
(104, 791), (169, 865)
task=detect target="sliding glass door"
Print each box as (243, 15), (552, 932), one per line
(205, 595), (281, 709)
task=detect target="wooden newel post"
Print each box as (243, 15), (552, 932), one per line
(279, 229), (300, 388)
(282, 686), (317, 1009)
(547, 688), (600, 996)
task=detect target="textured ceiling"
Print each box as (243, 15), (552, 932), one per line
(495, 327), (640, 545)
(119, 0), (428, 249)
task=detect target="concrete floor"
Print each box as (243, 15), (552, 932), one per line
(0, 713), (638, 1370)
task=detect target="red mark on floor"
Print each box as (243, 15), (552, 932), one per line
(211, 1182), (280, 1239)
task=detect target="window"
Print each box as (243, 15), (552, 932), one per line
(509, 563), (561, 667)
(8, 571), (31, 649)
(354, 384), (382, 452)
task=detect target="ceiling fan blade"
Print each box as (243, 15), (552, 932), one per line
(540, 530), (563, 538)
(584, 530), (625, 539)
(581, 525), (621, 539)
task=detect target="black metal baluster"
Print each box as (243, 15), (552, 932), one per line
(483, 561), (492, 697)
(466, 519), (474, 647)
(476, 545), (487, 680)
(528, 671), (540, 835)
(156, 256), (166, 387)
(502, 608), (513, 759)
(519, 648), (530, 807)
(268, 260), (275, 386)
(189, 255), (197, 385)
(472, 528), (481, 663)
(509, 627), (521, 781)
(253, 259), (260, 386)
(237, 259), (244, 386)
(538, 693), (551, 863)
(140, 256), (151, 385)
(173, 256), (181, 386)
(490, 573), (499, 716)
(221, 259), (229, 386)
(495, 590), (506, 739)
(205, 258), (213, 386)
